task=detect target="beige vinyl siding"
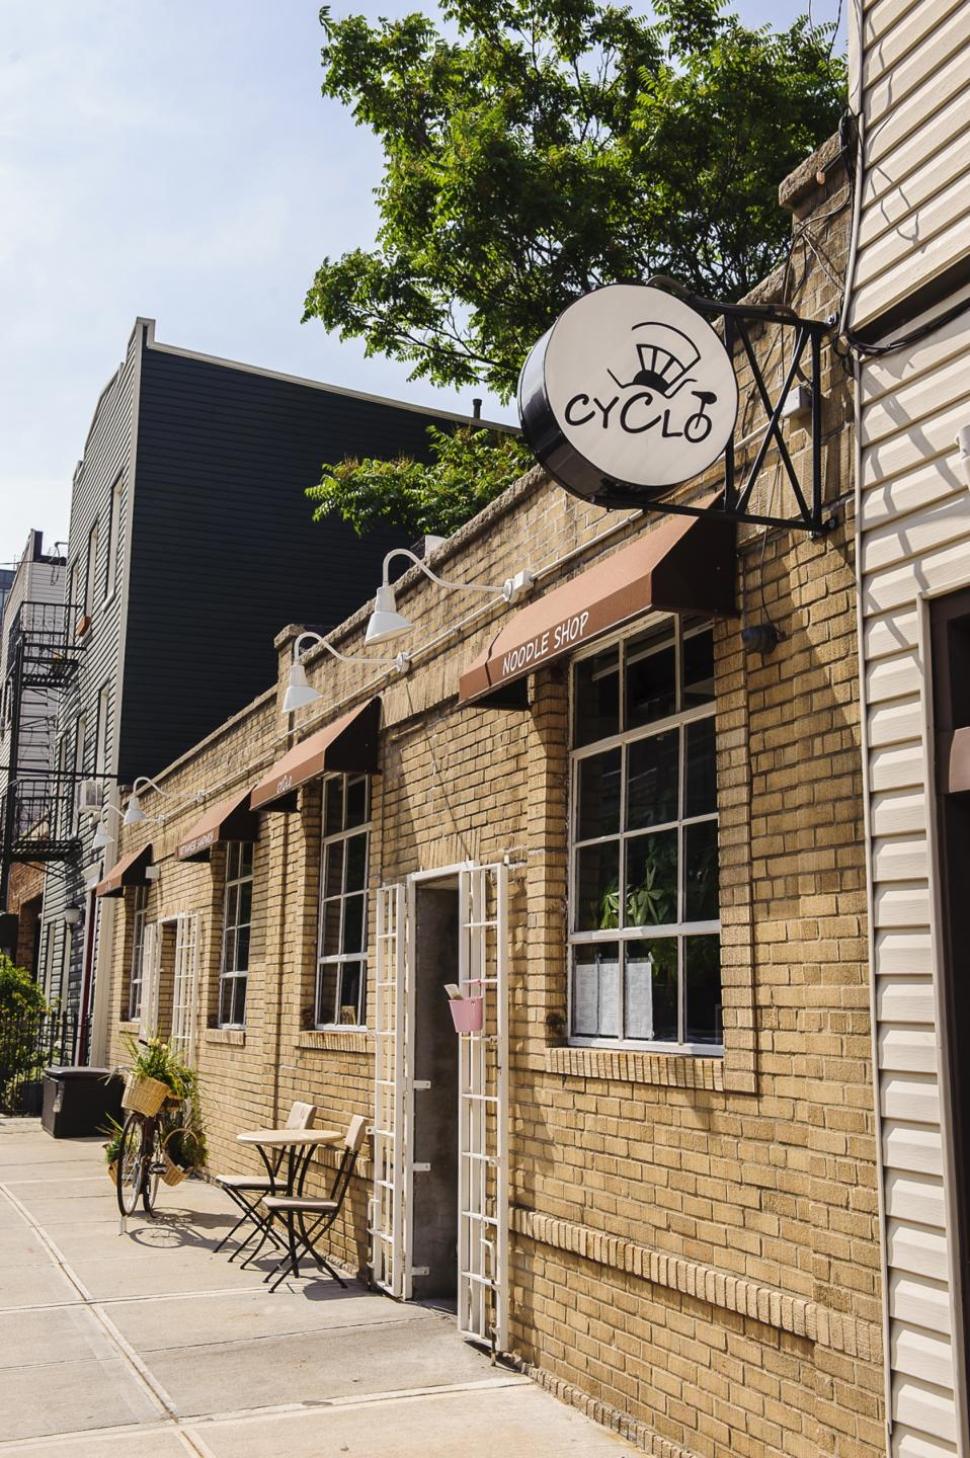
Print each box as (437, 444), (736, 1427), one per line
(850, 0), (970, 332)
(859, 304), (970, 1455)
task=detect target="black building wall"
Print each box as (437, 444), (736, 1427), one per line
(119, 345), (451, 782)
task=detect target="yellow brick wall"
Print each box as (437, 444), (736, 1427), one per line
(102, 151), (882, 1458)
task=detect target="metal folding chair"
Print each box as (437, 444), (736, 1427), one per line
(213, 1101), (316, 1260)
(262, 1115), (367, 1293)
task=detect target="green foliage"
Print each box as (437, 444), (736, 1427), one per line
(304, 0), (846, 402)
(309, 424), (534, 537)
(123, 1033), (193, 1100)
(101, 1115), (125, 1166)
(0, 953), (47, 1018)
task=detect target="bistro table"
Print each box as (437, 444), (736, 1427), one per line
(232, 1128), (343, 1267)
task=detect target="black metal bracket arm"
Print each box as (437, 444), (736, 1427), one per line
(593, 286), (838, 537)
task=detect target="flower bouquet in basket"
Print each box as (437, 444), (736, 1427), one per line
(120, 1034), (192, 1117)
(101, 1116), (125, 1185)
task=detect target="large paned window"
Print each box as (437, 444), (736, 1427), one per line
(316, 773), (369, 1028)
(128, 886), (148, 1020)
(569, 617), (721, 1051)
(218, 842), (254, 1027)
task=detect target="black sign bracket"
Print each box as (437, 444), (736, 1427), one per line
(590, 286), (837, 538)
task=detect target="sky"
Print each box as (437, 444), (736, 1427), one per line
(0, 0), (847, 568)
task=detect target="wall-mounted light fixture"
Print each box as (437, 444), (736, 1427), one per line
(123, 776), (205, 826)
(282, 631), (410, 715)
(365, 549), (535, 647)
(91, 803), (125, 852)
(63, 904), (83, 928)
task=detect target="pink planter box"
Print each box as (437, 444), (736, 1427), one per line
(448, 997), (484, 1034)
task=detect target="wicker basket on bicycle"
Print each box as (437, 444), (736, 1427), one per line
(121, 1072), (170, 1117)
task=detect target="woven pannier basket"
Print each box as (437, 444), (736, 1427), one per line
(122, 1072), (170, 1117)
(107, 1160), (119, 1186)
(162, 1151), (189, 1187)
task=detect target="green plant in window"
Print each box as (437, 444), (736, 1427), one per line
(626, 837), (677, 927)
(598, 879), (620, 930)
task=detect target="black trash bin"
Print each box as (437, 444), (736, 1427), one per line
(41, 1067), (124, 1139)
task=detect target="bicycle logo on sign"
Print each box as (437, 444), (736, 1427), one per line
(563, 319), (720, 447)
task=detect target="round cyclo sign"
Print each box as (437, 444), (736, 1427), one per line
(518, 284), (738, 503)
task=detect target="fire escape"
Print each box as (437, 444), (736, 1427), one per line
(0, 601), (86, 910)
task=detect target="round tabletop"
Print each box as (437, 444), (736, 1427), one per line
(236, 1128), (343, 1147)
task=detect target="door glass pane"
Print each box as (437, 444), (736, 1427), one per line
(574, 647), (619, 748)
(628, 938), (678, 1042)
(575, 841), (620, 931)
(685, 717), (716, 817)
(626, 729), (679, 829)
(685, 935), (721, 1043)
(684, 820), (718, 922)
(625, 829), (678, 928)
(683, 629), (715, 706)
(625, 627), (676, 729)
(576, 749), (621, 841)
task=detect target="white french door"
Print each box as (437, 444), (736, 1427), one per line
(456, 863), (509, 1352)
(368, 864), (510, 1355)
(138, 923), (161, 1041)
(170, 913), (200, 1062)
(369, 882), (409, 1297)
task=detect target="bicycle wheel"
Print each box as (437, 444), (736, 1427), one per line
(142, 1120), (162, 1215)
(117, 1113), (145, 1217)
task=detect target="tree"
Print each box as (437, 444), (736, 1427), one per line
(0, 953), (46, 1020)
(304, 0), (846, 403)
(308, 425), (534, 537)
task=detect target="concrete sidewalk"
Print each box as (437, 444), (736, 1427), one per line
(0, 1119), (636, 1457)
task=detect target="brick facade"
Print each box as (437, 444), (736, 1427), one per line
(101, 147), (884, 1458)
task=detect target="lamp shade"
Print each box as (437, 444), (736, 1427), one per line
(282, 660), (321, 714)
(91, 820), (109, 852)
(365, 584), (412, 645)
(123, 793), (146, 827)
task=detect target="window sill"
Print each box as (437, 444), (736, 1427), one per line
(296, 1029), (372, 1055)
(118, 1018), (139, 1032)
(546, 1044), (725, 1090)
(205, 1027), (246, 1047)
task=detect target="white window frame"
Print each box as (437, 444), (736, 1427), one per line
(95, 684), (110, 775)
(84, 521), (99, 618)
(127, 886), (148, 1021)
(217, 841), (254, 1028)
(315, 773), (370, 1030)
(104, 477), (123, 603)
(568, 613), (722, 1055)
(72, 714), (87, 831)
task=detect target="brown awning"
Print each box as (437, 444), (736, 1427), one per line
(177, 786), (260, 862)
(95, 843), (153, 898)
(458, 510), (736, 708)
(250, 698), (382, 812)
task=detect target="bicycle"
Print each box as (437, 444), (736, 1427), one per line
(116, 1095), (197, 1218)
(116, 1107), (164, 1217)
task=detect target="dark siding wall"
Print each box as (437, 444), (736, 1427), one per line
(119, 348), (446, 781)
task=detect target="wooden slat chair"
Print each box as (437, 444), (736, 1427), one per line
(214, 1101), (317, 1260)
(262, 1114), (367, 1293)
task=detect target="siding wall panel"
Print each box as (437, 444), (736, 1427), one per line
(858, 271), (970, 1447)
